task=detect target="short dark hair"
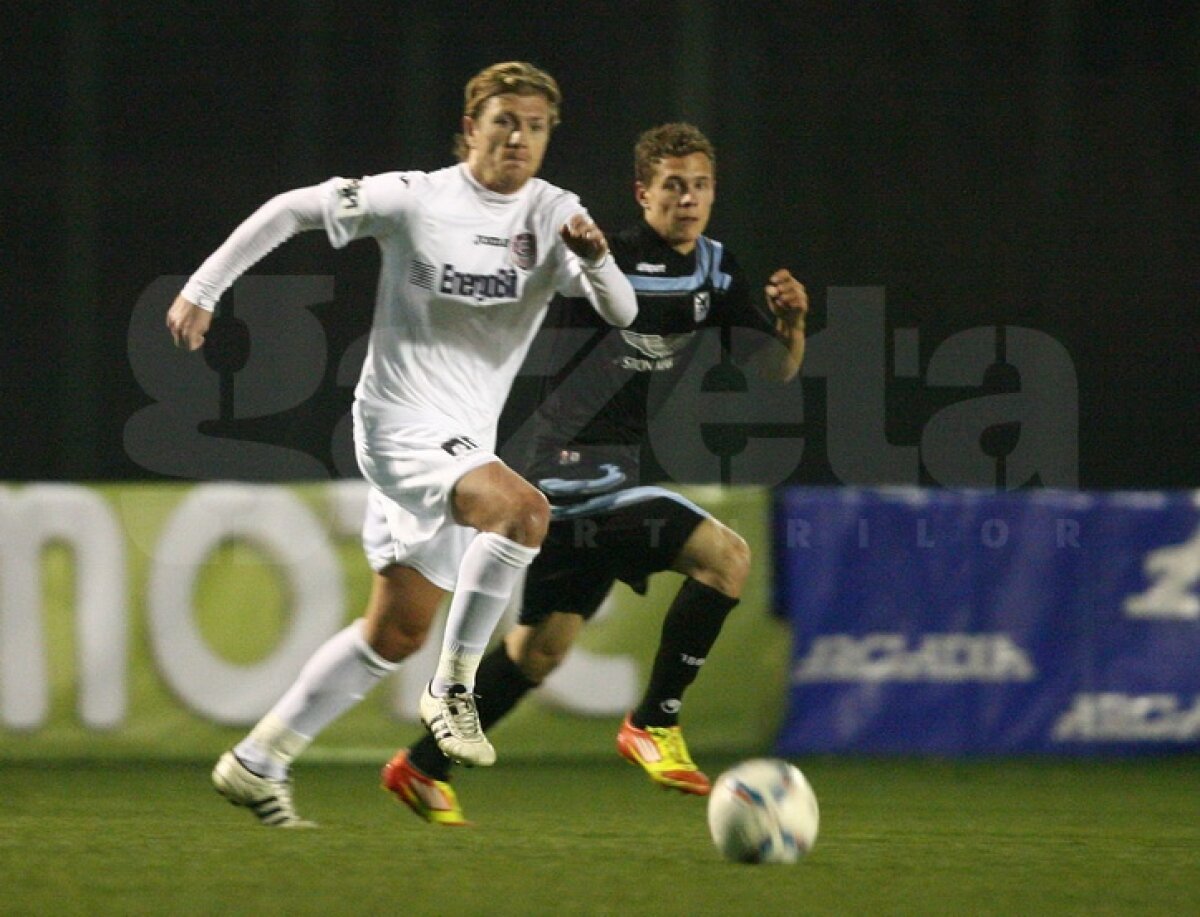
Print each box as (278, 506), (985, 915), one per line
(634, 123), (716, 186)
(454, 61), (562, 160)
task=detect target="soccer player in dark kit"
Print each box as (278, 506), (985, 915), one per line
(384, 122), (808, 824)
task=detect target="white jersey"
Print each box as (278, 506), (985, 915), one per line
(183, 162), (634, 448)
(322, 163), (597, 439)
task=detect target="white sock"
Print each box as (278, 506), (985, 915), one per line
(432, 532), (538, 695)
(235, 620), (398, 778)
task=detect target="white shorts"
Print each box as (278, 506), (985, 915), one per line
(353, 403), (498, 589)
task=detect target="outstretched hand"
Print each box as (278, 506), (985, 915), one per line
(166, 294), (213, 351)
(560, 213), (609, 262)
(765, 270), (808, 329)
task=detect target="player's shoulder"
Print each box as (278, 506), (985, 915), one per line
(610, 223), (647, 249)
(335, 169), (431, 202)
(364, 165), (462, 191)
(607, 223), (656, 266)
(380, 167), (439, 190)
(698, 231), (736, 261)
(530, 176), (582, 204)
(699, 233), (743, 278)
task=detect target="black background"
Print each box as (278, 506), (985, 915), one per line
(4, 1), (1197, 488)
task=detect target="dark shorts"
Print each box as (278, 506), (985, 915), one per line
(519, 487), (709, 624)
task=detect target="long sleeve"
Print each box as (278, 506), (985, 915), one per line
(181, 185), (326, 311)
(578, 253), (637, 328)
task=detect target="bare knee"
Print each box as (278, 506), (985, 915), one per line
(367, 614), (431, 662)
(490, 487), (550, 547)
(454, 467), (550, 547)
(512, 641), (567, 684)
(689, 528), (751, 598)
(504, 615), (582, 683)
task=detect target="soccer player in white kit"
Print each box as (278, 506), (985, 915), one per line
(166, 61), (637, 826)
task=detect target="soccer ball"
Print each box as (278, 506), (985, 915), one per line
(706, 758), (820, 864)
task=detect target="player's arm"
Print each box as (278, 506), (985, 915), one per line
(758, 269), (809, 382)
(559, 214), (637, 328)
(167, 184), (327, 350)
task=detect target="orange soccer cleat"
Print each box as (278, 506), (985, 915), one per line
(616, 715), (711, 796)
(381, 750), (470, 827)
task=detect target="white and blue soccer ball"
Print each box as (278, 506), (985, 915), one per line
(706, 758), (820, 864)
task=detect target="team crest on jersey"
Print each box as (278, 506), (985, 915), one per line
(693, 291), (711, 321)
(510, 232), (536, 270)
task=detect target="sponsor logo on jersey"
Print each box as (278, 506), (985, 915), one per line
(792, 633), (1037, 683)
(510, 232), (536, 270)
(474, 234), (509, 248)
(440, 435), (481, 457)
(621, 331), (695, 359)
(439, 265), (519, 301)
(636, 262), (666, 273)
(619, 355), (675, 372)
(336, 178), (364, 216)
(693, 290), (711, 321)
(617, 330), (695, 372)
(1053, 692), (1200, 741)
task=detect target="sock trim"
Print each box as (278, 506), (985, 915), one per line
(475, 531), (540, 569)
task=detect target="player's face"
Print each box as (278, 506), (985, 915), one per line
(464, 93), (553, 194)
(636, 153), (715, 254)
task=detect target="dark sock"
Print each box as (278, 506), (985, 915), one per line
(632, 578), (738, 729)
(407, 642), (539, 780)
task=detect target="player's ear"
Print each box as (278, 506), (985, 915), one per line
(634, 181), (649, 210)
(462, 115), (477, 149)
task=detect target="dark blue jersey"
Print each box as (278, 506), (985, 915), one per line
(520, 221), (777, 491)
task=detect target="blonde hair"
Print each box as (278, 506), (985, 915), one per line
(454, 61), (562, 160)
(634, 123), (716, 186)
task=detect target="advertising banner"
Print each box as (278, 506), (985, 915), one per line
(0, 482), (786, 760)
(774, 487), (1200, 755)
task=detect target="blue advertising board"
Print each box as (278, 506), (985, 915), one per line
(773, 488), (1200, 755)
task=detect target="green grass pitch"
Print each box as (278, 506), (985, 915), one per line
(2, 755), (1197, 915)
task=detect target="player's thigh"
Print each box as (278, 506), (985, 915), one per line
(671, 516), (751, 598)
(581, 492), (709, 583)
(355, 411), (497, 541)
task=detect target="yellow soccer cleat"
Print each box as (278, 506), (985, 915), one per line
(616, 715), (712, 796)
(381, 750), (471, 827)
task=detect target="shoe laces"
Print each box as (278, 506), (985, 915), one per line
(647, 725), (696, 767)
(442, 689), (484, 741)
